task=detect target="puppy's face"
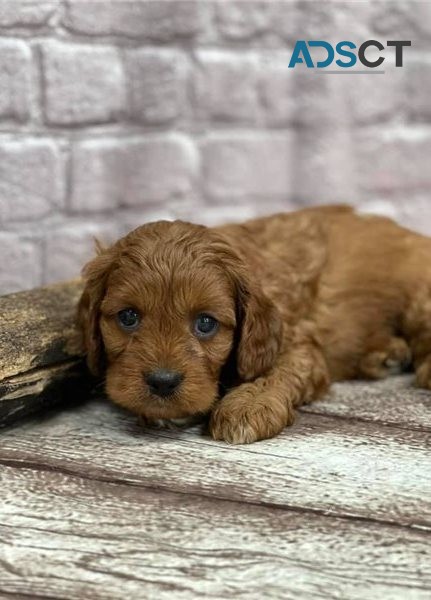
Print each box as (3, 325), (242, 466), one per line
(78, 221), (282, 421)
(100, 256), (236, 420)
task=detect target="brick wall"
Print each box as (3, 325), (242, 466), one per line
(0, 0), (430, 294)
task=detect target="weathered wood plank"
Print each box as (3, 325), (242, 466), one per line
(0, 280), (82, 380)
(302, 375), (431, 432)
(0, 281), (87, 425)
(0, 464), (429, 600)
(0, 361), (90, 427)
(1, 400), (430, 529)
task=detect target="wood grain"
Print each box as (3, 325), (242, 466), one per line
(1, 374), (430, 599)
(1, 399), (430, 530)
(0, 280), (82, 380)
(0, 361), (89, 427)
(0, 281), (86, 426)
(0, 464), (429, 600)
(302, 375), (431, 432)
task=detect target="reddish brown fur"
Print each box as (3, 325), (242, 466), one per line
(77, 205), (431, 444)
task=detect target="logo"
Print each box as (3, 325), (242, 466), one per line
(288, 40), (411, 71)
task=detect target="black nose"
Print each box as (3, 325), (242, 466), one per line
(145, 369), (183, 398)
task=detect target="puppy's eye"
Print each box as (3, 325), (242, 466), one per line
(194, 314), (219, 338)
(117, 308), (140, 331)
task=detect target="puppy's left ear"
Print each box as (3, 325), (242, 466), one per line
(235, 277), (283, 381)
(211, 235), (283, 381)
(77, 245), (116, 376)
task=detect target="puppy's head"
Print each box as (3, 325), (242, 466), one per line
(77, 221), (282, 420)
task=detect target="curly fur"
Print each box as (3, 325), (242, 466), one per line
(77, 205), (431, 443)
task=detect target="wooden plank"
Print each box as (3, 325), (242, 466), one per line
(0, 281), (86, 425)
(0, 280), (82, 380)
(302, 375), (431, 432)
(0, 361), (90, 427)
(0, 464), (429, 600)
(1, 400), (430, 529)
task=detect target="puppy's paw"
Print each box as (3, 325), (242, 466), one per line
(209, 386), (294, 444)
(416, 359), (431, 390)
(360, 337), (412, 379)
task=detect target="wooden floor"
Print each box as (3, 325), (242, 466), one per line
(0, 375), (430, 599)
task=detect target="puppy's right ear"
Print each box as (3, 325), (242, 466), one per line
(77, 246), (115, 376)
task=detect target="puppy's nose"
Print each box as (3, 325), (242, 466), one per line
(145, 369), (183, 398)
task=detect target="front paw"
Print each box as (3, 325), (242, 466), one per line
(416, 359), (431, 390)
(209, 385), (293, 444)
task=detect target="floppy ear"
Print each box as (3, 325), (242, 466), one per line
(77, 246), (115, 376)
(211, 235), (283, 381)
(235, 276), (283, 381)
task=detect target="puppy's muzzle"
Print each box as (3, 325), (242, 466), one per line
(145, 369), (184, 398)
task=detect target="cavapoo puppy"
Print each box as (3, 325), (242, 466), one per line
(77, 205), (431, 444)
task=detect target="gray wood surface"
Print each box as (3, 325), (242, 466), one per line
(0, 374), (430, 599)
(303, 375), (431, 432)
(0, 465), (429, 600)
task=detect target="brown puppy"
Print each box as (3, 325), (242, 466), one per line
(77, 205), (431, 443)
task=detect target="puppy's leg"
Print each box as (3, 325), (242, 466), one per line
(403, 285), (431, 389)
(359, 336), (411, 379)
(210, 326), (329, 444)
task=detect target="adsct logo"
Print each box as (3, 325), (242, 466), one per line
(288, 40), (411, 72)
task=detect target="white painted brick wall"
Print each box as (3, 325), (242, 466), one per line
(0, 0), (430, 294)
(42, 41), (127, 125)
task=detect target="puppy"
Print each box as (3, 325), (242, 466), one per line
(77, 205), (431, 444)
